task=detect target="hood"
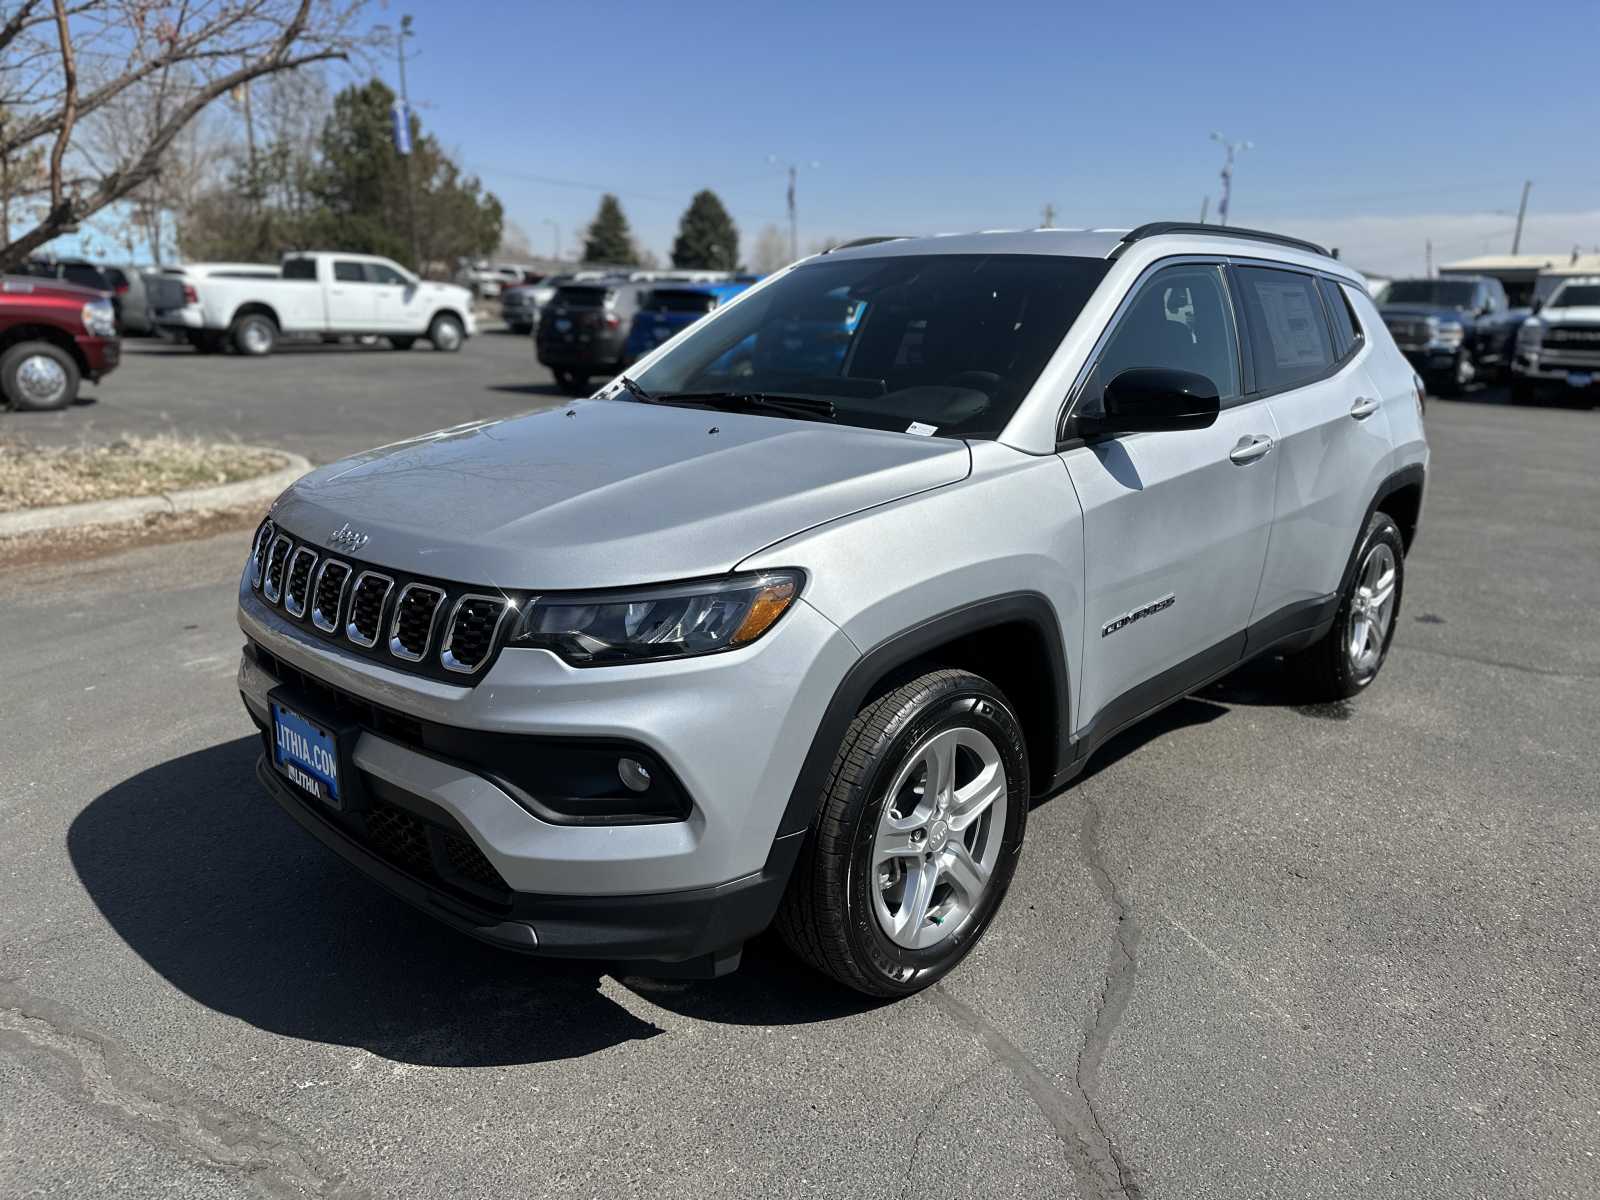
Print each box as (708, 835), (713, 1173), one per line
(1379, 302), (1467, 322)
(420, 279), (471, 301)
(1537, 304), (1600, 326)
(269, 399), (972, 589)
(1, 274), (105, 302)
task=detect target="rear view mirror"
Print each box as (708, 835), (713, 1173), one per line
(1075, 368), (1221, 437)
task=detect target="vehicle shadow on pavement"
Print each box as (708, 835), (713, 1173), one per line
(68, 737), (672, 1067)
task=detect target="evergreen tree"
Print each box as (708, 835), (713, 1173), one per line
(671, 189), (740, 270)
(583, 194), (637, 264)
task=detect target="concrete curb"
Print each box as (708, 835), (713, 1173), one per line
(0, 447), (311, 538)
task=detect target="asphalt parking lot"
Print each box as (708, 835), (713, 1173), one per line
(2, 341), (1597, 1199)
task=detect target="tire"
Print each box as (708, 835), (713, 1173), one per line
(776, 669), (1030, 997)
(187, 330), (224, 354)
(0, 340), (80, 411)
(564, 373), (590, 396)
(389, 336), (416, 350)
(1509, 378), (1538, 406)
(231, 313), (277, 357)
(428, 313), (464, 352)
(1287, 511), (1405, 702)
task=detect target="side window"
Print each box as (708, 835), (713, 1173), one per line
(1318, 277), (1362, 360)
(333, 261), (366, 283)
(368, 263), (408, 286)
(1080, 263), (1240, 411)
(1234, 267), (1335, 392)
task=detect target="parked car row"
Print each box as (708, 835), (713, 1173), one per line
(530, 273), (760, 393)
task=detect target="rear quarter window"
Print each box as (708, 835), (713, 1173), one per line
(1234, 267), (1335, 392)
(281, 259), (317, 280)
(1318, 277), (1363, 359)
(555, 286), (609, 307)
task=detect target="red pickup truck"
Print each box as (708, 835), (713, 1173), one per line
(0, 275), (120, 410)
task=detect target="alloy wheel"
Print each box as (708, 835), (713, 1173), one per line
(870, 725), (1008, 951)
(1347, 541), (1398, 680)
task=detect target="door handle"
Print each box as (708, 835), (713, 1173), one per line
(1350, 395), (1381, 419)
(1229, 434), (1274, 464)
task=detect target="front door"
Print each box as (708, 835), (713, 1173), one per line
(1061, 262), (1278, 740)
(327, 259), (376, 331)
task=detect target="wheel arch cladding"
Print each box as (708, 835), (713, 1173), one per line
(232, 302), (280, 329)
(1, 324), (86, 372)
(776, 593), (1070, 839)
(1337, 464), (1425, 599)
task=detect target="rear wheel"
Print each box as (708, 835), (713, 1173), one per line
(187, 330), (224, 354)
(231, 313), (277, 357)
(1433, 350), (1474, 398)
(428, 314), (464, 352)
(389, 336), (415, 350)
(1287, 511), (1405, 701)
(776, 669), (1029, 997)
(1509, 377), (1539, 405)
(1, 341), (80, 410)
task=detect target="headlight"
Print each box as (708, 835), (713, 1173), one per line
(1517, 320), (1543, 350)
(509, 570), (802, 665)
(1432, 319), (1464, 348)
(81, 299), (116, 337)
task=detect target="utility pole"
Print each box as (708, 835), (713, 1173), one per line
(394, 15), (422, 274)
(1511, 179), (1532, 254)
(1425, 239), (1433, 278)
(1210, 131), (1253, 227)
(1199, 195), (1209, 224)
(769, 156), (819, 261)
(1040, 202), (1056, 228)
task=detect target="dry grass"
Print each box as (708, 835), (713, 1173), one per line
(0, 434), (285, 513)
(0, 504), (263, 573)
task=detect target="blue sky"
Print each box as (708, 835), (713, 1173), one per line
(359, 0), (1596, 274)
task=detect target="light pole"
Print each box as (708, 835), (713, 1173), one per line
(769, 155), (820, 261)
(1209, 132), (1253, 227)
(394, 15), (422, 273)
(542, 218), (561, 262)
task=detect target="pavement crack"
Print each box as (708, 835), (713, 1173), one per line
(0, 977), (368, 1199)
(931, 982), (1133, 1199)
(1075, 799), (1144, 1200)
(896, 1066), (981, 1200)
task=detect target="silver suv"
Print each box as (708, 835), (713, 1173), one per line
(238, 224), (1428, 997)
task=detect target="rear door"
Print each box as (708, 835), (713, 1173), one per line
(1241, 266), (1393, 632)
(1061, 260), (1279, 740)
(326, 259), (375, 331)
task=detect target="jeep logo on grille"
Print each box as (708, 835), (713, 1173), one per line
(327, 522), (370, 553)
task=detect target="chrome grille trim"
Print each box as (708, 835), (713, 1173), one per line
(345, 571), (394, 648)
(310, 559), (352, 633)
(388, 583), (446, 662)
(440, 593), (517, 675)
(283, 547), (318, 618)
(263, 534), (293, 604)
(249, 519), (276, 590)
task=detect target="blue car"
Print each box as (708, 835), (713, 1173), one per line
(623, 280), (755, 365)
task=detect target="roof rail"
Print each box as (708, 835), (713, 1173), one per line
(822, 236), (910, 254)
(1113, 222), (1329, 259)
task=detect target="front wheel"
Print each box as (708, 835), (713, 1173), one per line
(1509, 377), (1539, 406)
(1287, 511), (1405, 701)
(1, 341), (80, 410)
(776, 669), (1029, 997)
(428, 314), (464, 352)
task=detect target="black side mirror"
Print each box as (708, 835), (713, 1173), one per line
(1076, 368), (1221, 437)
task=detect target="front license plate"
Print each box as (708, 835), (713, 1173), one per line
(1567, 372), (1592, 388)
(271, 702), (342, 809)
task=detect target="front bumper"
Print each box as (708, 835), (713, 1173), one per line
(1512, 352), (1600, 385)
(75, 334), (120, 380)
(154, 305), (204, 331)
(1399, 346), (1460, 374)
(236, 575), (858, 959)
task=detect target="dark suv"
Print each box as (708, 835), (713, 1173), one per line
(1378, 275), (1524, 395)
(535, 281), (647, 393)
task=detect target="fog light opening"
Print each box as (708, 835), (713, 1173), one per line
(617, 757), (652, 793)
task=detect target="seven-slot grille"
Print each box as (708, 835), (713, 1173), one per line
(247, 519), (516, 682)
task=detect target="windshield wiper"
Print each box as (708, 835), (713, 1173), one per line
(646, 390), (837, 422)
(616, 374), (653, 403)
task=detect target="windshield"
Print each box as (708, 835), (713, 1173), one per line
(1548, 284), (1600, 308)
(630, 253), (1111, 438)
(1383, 280), (1476, 307)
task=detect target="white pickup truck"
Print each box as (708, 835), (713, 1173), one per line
(149, 251), (477, 356)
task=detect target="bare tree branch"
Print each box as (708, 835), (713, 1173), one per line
(45, 0), (76, 218)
